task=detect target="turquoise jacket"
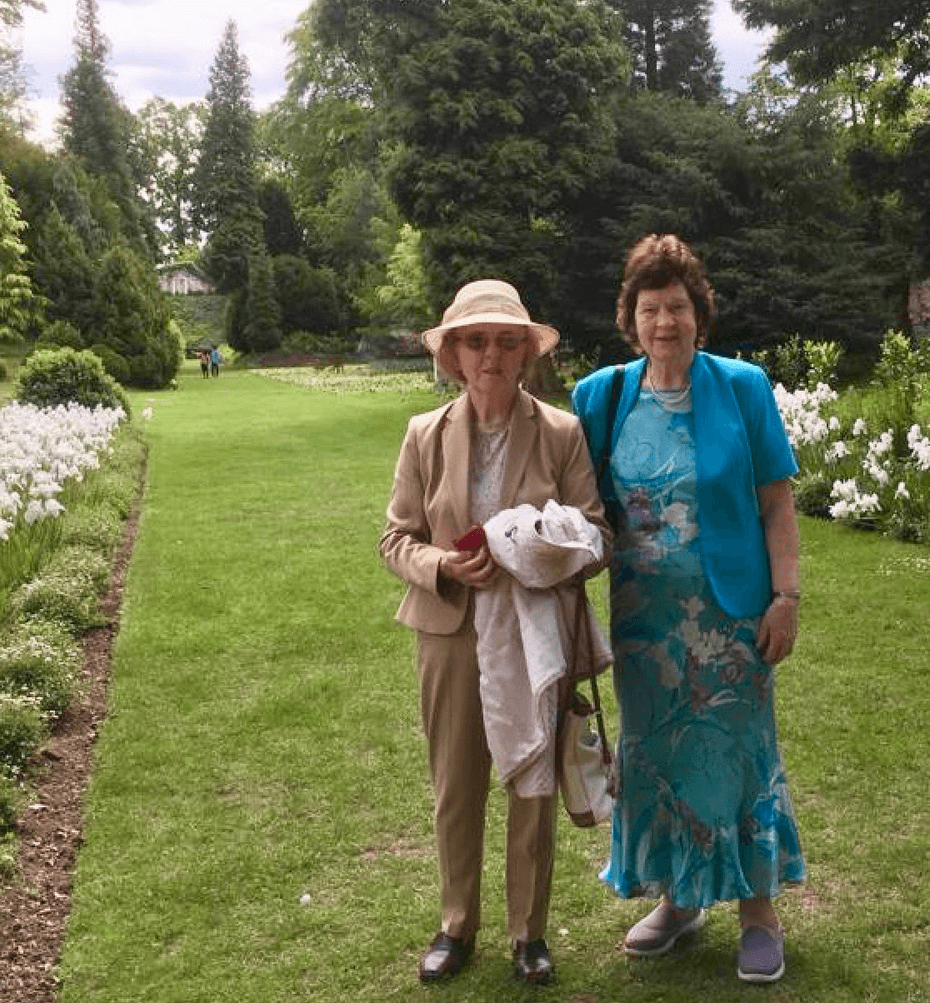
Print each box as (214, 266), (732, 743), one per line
(572, 352), (798, 618)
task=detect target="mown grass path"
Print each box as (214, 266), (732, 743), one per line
(59, 364), (929, 1003)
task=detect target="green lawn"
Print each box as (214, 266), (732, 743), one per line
(58, 362), (929, 1002)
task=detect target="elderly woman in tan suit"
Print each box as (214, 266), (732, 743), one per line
(380, 279), (611, 985)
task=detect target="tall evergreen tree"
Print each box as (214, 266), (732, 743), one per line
(195, 20), (265, 297)
(58, 0), (154, 256)
(607, 0), (723, 102)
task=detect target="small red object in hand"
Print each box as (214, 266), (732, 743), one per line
(454, 526), (487, 551)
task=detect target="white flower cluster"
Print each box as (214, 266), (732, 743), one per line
(829, 478), (881, 520)
(907, 424), (930, 472)
(0, 402), (125, 542)
(772, 382), (839, 449)
(864, 430), (894, 486)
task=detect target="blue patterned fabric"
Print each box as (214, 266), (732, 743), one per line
(600, 391), (806, 909)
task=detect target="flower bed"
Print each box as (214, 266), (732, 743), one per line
(773, 335), (930, 542)
(0, 402), (125, 542)
(0, 399), (140, 862)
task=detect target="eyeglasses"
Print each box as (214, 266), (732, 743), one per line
(457, 333), (527, 352)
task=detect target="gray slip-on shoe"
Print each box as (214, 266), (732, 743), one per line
(624, 901), (707, 957)
(738, 926), (785, 983)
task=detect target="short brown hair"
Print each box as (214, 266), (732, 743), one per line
(616, 234), (715, 352)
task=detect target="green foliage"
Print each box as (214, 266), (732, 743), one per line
(200, 205), (264, 295)
(750, 335), (844, 393)
(272, 254), (341, 336)
(0, 620), (80, 718)
(734, 0), (930, 92)
(14, 346), (130, 412)
(609, 0), (722, 101)
(32, 204), (99, 333)
(0, 691), (45, 772)
(793, 470), (835, 519)
(804, 338), (844, 388)
(195, 19), (263, 295)
(872, 329), (930, 451)
(91, 243), (180, 389)
(88, 341), (130, 384)
(0, 507), (63, 603)
(241, 250), (282, 352)
(131, 97), (206, 255)
(59, 501), (123, 557)
(354, 222), (432, 333)
(308, 0), (628, 325)
(0, 770), (21, 832)
(38, 319), (85, 351)
(382, 0), (629, 310)
(9, 545), (109, 631)
(59, 2), (156, 258)
(0, 168), (38, 344)
(258, 178), (303, 256)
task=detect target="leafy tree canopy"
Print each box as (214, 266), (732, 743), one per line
(734, 0), (930, 95)
(310, 0), (629, 321)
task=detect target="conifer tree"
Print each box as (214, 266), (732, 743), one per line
(59, 0), (155, 255)
(0, 168), (38, 343)
(607, 0), (723, 102)
(195, 19), (265, 295)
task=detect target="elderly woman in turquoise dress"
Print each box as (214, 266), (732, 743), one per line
(572, 235), (805, 984)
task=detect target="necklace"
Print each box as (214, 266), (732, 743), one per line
(646, 367), (691, 409)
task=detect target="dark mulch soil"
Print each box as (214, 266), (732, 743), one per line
(0, 505), (140, 1003)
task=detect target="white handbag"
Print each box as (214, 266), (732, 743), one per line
(558, 584), (616, 827)
(559, 685), (615, 826)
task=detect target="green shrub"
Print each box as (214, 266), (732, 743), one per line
(14, 346), (130, 415)
(60, 503), (123, 557)
(88, 342), (131, 385)
(46, 544), (110, 594)
(0, 621), (79, 719)
(83, 466), (138, 519)
(10, 546), (108, 631)
(0, 692), (46, 772)
(794, 473), (835, 520)
(0, 770), (22, 831)
(37, 319), (85, 351)
(0, 829), (17, 876)
(0, 359), (7, 382)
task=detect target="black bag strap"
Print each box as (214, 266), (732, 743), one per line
(595, 364), (625, 491)
(581, 364), (625, 533)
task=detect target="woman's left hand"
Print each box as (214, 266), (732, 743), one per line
(755, 595), (799, 666)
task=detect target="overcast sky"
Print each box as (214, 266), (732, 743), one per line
(18, 0), (772, 149)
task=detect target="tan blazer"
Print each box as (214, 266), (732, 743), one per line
(380, 389), (611, 635)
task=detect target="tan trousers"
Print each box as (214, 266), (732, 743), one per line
(417, 610), (557, 944)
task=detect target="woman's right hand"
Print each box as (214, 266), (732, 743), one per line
(439, 543), (499, 590)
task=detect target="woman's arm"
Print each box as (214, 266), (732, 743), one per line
(755, 478), (800, 666)
(557, 419), (614, 573)
(380, 422), (496, 595)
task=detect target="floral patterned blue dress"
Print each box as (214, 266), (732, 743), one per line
(600, 388), (806, 910)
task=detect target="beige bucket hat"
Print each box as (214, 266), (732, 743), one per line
(421, 279), (560, 357)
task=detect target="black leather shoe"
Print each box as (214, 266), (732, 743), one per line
(513, 938), (554, 984)
(418, 931), (475, 982)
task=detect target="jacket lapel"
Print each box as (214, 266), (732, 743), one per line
(501, 390), (538, 509)
(442, 395), (472, 534)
